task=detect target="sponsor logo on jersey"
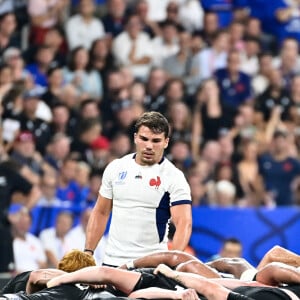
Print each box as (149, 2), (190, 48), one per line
(135, 172), (142, 179)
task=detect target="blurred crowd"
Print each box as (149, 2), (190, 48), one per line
(2, 0), (300, 219)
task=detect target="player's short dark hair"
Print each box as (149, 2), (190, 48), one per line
(135, 111), (170, 138)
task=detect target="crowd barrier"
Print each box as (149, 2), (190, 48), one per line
(191, 207), (300, 266)
(27, 206), (300, 267)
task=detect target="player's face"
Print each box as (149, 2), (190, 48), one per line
(134, 125), (169, 166)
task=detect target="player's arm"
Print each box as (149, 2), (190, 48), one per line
(170, 204), (192, 251)
(256, 262), (300, 286)
(26, 269), (66, 294)
(129, 287), (199, 300)
(47, 266), (141, 295)
(119, 250), (198, 270)
(206, 258), (255, 279)
(84, 194), (112, 254)
(257, 245), (300, 270)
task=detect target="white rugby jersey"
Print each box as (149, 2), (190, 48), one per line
(100, 153), (192, 266)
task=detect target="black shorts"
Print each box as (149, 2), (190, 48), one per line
(132, 268), (185, 291)
(232, 286), (292, 300)
(0, 271), (31, 294)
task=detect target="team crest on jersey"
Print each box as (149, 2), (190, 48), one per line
(149, 176), (161, 189)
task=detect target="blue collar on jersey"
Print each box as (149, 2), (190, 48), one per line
(132, 153), (165, 164)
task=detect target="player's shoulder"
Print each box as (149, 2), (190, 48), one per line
(110, 153), (135, 164)
(105, 153), (135, 169)
(161, 157), (185, 175)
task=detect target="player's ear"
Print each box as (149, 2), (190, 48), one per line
(164, 138), (169, 149)
(134, 133), (137, 144)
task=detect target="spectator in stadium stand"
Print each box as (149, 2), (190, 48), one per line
(177, 0), (204, 33)
(160, 1), (183, 31)
(65, 0), (105, 50)
(63, 46), (103, 101)
(107, 132), (133, 161)
(0, 158), (41, 273)
(0, 63), (14, 100)
(101, 0), (127, 38)
(36, 173), (62, 207)
(273, 37), (300, 89)
(258, 129), (300, 206)
(134, 0), (161, 38)
(72, 161), (92, 207)
(100, 69), (126, 130)
(44, 132), (71, 172)
(214, 49), (253, 118)
(159, 78), (186, 115)
(191, 78), (232, 157)
(39, 210), (74, 268)
(151, 20), (179, 67)
(77, 99), (101, 128)
(235, 139), (269, 207)
(10, 130), (53, 177)
(228, 20), (246, 52)
(85, 171), (103, 205)
(255, 68), (292, 123)
(201, 0), (234, 28)
(88, 37), (115, 82)
(1, 82), (25, 132)
(70, 117), (102, 162)
(199, 140), (222, 179)
(288, 73), (300, 126)
(167, 139), (193, 175)
(167, 101), (193, 150)
(107, 98), (137, 140)
(43, 26), (68, 66)
(10, 204), (47, 274)
(25, 44), (57, 88)
(162, 29), (192, 79)
(208, 237), (243, 262)
(48, 102), (77, 140)
(65, 206), (108, 265)
(27, 0), (68, 46)
(2, 47), (29, 82)
(55, 157), (80, 206)
(239, 36), (261, 77)
(41, 65), (65, 108)
(0, 12), (20, 56)
(194, 29), (230, 83)
(144, 67), (168, 112)
(19, 88), (52, 155)
(129, 80), (147, 105)
(244, 17), (277, 55)
(185, 32), (205, 95)
(199, 11), (220, 46)
(251, 52), (273, 96)
(272, 0), (300, 44)
(112, 13), (154, 81)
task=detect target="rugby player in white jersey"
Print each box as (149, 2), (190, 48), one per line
(83, 111), (192, 266)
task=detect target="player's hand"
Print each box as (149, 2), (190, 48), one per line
(178, 288), (199, 300)
(46, 278), (59, 288)
(154, 264), (174, 277)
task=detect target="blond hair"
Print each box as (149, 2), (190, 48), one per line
(58, 249), (96, 272)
